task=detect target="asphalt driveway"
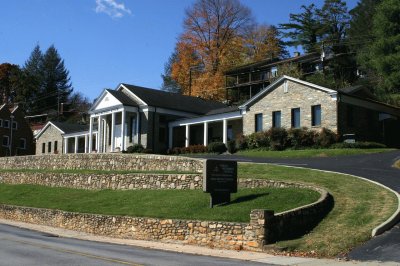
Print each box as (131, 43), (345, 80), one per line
(190, 150), (400, 262)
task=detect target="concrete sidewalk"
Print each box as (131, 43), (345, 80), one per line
(1, 219), (398, 266)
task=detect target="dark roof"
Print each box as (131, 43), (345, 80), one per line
(204, 106), (239, 116)
(224, 52), (321, 75)
(51, 121), (89, 134)
(106, 89), (138, 107)
(120, 84), (227, 115)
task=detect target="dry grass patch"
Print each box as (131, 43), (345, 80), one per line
(394, 160), (400, 169)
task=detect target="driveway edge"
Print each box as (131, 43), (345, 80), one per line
(255, 163), (400, 237)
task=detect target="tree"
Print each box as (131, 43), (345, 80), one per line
(244, 25), (288, 62)
(168, 0), (256, 99)
(367, 0), (400, 104)
(279, 4), (322, 53)
(0, 63), (22, 104)
(41, 45), (73, 114)
(161, 50), (181, 93)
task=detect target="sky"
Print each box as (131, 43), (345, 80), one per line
(0, 0), (359, 101)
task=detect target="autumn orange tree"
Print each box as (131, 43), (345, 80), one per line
(162, 0), (287, 100)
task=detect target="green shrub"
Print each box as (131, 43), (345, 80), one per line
(315, 128), (337, 148)
(287, 127), (317, 149)
(179, 145), (208, 154)
(207, 142), (227, 154)
(125, 144), (144, 153)
(331, 141), (387, 149)
(267, 127), (288, 151)
(227, 140), (237, 154)
(246, 131), (270, 149)
(235, 134), (248, 150)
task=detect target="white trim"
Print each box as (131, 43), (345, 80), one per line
(169, 111), (242, 127)
(63, 131), (91, 138)
(140, 106), (198, 118)
(239, 75), (337, 110)
(35, 121), (65, 140)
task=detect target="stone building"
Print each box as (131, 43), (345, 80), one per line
(34, 76), (400, 154)
(35, 122), (88, 154)
(0, 104), (34, 156)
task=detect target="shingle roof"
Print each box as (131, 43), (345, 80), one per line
(51, 121), (89, 134)
(204, 106), (239, 116)
(106, 89), (138, 107)
(121, 84), (227, 115)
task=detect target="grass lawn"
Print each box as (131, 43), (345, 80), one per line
(0, 184), (319, 223)
(239, 163), (398, 257)
(236, 148), (394, 159)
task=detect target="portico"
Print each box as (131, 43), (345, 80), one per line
(168, 108), (243, 148)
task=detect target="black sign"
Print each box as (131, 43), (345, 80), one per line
(203, 159), (237, 207)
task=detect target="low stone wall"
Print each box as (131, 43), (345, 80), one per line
(0, 205), (267, 251)
(0, 154), (204, 173)
(0, 172), (203, 190)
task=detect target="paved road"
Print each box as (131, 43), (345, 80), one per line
(192, 150), (400, 262)
(0, 223), (274, 266)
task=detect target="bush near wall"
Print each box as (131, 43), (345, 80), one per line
(235, 127), (338, 152)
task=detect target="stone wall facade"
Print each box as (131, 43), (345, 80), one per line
(35, 123), (64, 155)
(242, 80), (338, 135)
(0, 154), (204, 173)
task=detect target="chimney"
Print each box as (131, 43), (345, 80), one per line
(293, 51), (301, 57)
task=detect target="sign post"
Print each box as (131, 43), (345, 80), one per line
(203, 159), (237, 208)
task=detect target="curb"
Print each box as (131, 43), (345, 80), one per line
(241, 162), (400, 237)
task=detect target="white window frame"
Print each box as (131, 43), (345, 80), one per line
(19, 138), (26, 149)
(2, 135), (9, 147)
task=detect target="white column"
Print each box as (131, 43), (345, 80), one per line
(64, 138), (68, 154)
(74, 136), (78, 153)
(121, 110), (126, 151)
(111, 112), (115, 152)
(185, 125), (190, 147)
(102, 117), (107, 152)
(136, 111), (140, 144)
(84, 134), (88, 153)
(168, 126), (173, 149)
(88, 116), (93, 152)
(98, 116), (103, 153)
(223, 119), (228, 144)
(96, 116), (100, 152)
(203, 122), (208, 146)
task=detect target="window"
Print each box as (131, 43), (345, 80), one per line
(255, 113), (263, 132)
(19, 138), (26, 149)
(0, 119), (2, 127)
(42, 143), (46, 154)
(3, 120), (9, 128)
(54, 141), (58, 152)
(2, 136), (9, 147)
(48, 142), (52, 153)
(272, 111), (281, 128)
(291, 108), (301, 128)
(311, 105), (321, 126)
(227, 125), (233, 141)
(12, 121), (17, 130)
(271, 66), (278, 77)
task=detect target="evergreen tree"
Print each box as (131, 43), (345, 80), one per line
(368, 0), (400, 104)
(41, 45), (73, 114)
(161, 51), (181, 93)
(22, 45), (44, 113)
(279, 4), (322, 53)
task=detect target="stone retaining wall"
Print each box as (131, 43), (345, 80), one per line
(0, 154), (203, 173)
(0, 172), (203, 190)
(0, 205), (267, 251)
